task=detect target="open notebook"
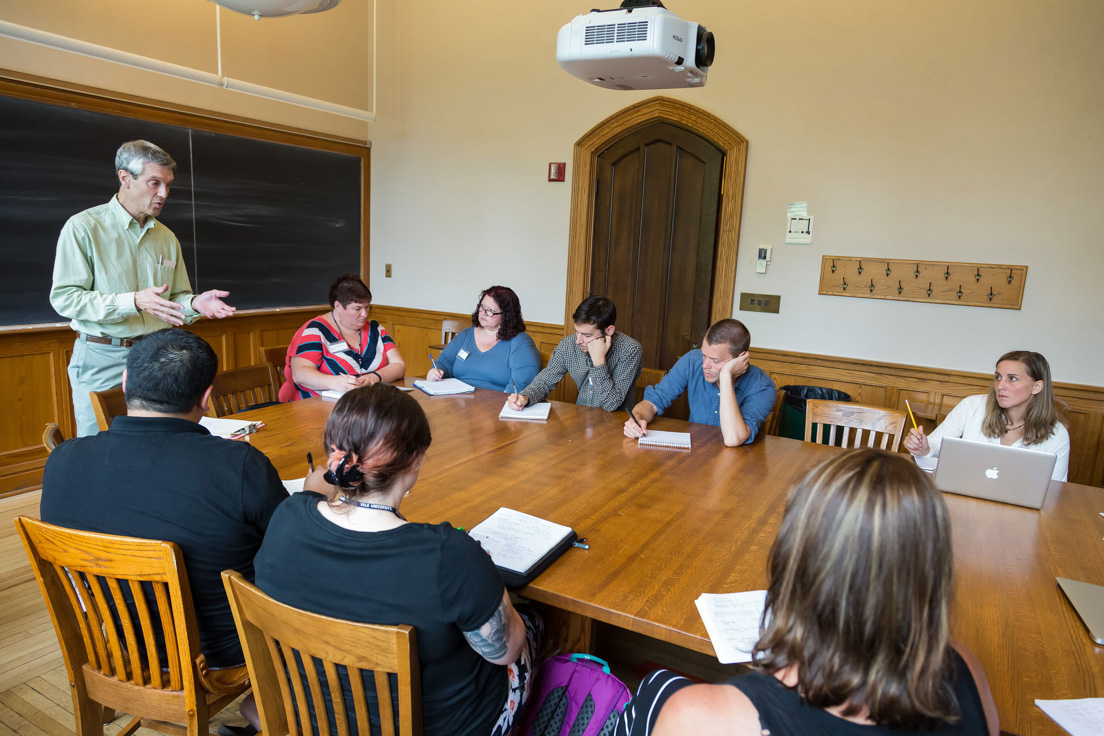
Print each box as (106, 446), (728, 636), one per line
(413, 378), (475, 396)
(468, 508), (577, 587)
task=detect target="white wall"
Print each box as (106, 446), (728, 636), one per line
(369, 0), (1104, 385)
(3, 0), (1102, 383)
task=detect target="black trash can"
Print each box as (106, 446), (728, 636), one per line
(777, 385), (852, 443)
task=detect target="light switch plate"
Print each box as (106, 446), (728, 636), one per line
(740, 292), (781, 314)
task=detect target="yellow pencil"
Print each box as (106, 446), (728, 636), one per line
(904, 399), (919, 432)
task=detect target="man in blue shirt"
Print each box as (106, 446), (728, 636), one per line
(624, 319), (776, 446)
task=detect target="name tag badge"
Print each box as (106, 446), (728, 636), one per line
(329, 340), (350, 353)
(162, 259), (176, 268)
(457, 349), (470, 361)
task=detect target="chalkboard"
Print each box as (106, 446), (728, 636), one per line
(0, 90), (365, 326)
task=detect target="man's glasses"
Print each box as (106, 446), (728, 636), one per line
(478, 305), (502, 316)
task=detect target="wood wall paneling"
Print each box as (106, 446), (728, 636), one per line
(4, 305), (1102, 496)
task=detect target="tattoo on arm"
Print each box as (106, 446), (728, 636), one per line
(463, 598), (512, 661)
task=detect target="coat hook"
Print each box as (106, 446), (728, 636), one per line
(926, 282), (933, 297)
(857, 261), (864, 275)
(914, 264), (920, 278)
(897, 280), (903, 295)
(974, 267), (981, 283)
(1007, 269), (1014, 284)
(988, 286), (995, 301)
(831, 259), (837, 273)
(885, 262), (891, 276)
(869, 279), (875, 293)
(842, 277), (848, 291)
(944, 266), (951, 280)
(956, 285), (963, 299)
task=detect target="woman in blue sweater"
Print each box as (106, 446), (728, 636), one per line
(426, 285), (541, 392)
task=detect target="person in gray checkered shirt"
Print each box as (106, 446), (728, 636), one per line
(507, 296), (642, 413)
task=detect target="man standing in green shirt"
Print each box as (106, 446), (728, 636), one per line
(50, 140), (236, 436)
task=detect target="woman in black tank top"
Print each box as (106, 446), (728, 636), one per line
(619, 449), (999, 736)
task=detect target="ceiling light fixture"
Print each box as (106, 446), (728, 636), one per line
(208, 0), (342, 21)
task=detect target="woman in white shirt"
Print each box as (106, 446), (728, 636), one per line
(904, 351), (1070, 481)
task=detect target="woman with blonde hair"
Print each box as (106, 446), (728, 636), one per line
(904, 350), (1069, 481)
(618, 449), (999, 735)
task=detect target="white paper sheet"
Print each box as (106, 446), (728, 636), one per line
(282, 477), (305, 495)
(468, 508), (573, 574)
(199, 416), (260, 438)
(695, 590), (768, 664)
(1036, 698), (1104, 736)
(413, 378), (475, 395)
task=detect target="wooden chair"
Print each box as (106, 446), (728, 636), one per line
(210, 363), (281, 417)
(632, 366), (667, 406)
(429, 319), (466, 352)
(42, 422), (65, 453)
(15, 517), (250, 736)
(765, 388), (786, 436)
(222, 570), (422, 736)
(259, 344), (290, 388)
(90, 386), (127, 432)
(804, 399), (907, 452)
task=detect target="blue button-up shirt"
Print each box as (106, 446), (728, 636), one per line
(643, 350), (777, 444)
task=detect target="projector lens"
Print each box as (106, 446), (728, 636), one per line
(696, 26), (715, 69)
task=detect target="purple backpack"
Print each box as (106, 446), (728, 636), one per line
(519, 654), (631, 736)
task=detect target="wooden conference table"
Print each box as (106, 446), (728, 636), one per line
(238, 386), (1104, 736)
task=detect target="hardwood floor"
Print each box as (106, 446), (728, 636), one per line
(0, 491), (250, 736)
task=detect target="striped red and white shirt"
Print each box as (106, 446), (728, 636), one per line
(278, 315), (397, 401)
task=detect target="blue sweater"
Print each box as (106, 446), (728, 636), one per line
(436, 327), (541, 392)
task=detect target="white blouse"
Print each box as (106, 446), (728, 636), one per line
(924, 394), (1070, 481)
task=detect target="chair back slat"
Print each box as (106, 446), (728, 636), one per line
(301, 650), (333, 736)
(79, 571), (117, 676)
(375, 669), (396, 736)
(259, 345), (291, 388)
(280, 640), (314, 736)
(804, 400), (908, 453)
(350, 666), (373, 736)
(104, 577), (142, 682)
(130, 583), (164, 688)
(224, 570), (422, 736)
(153, 582), (184, 690)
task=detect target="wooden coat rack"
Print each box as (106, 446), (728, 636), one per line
(818, 257), (1027, 309)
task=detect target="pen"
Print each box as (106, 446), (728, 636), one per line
(629, 409), (646, 437)
(307, 452), (314, 473)
(904, 399), (919, 432)
(428, 352), (440, 373)
(573, 539), (590, 550)
(510, 378), (518, 397)
(158, 254), (163, 266)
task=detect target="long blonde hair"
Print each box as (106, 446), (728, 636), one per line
(754, 449), (958, 729)
(982, 350), (1063, 445)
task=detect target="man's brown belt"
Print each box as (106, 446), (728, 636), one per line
(81, 334), (138, 348)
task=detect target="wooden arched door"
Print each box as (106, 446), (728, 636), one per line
(590, 121), (723, 370)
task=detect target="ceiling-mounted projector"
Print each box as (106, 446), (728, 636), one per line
(208, 0), (342, 21)
(556, 0), (715, 90)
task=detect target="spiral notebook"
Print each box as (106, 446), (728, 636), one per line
(638, 430), (692, 450)
(413, 378), (475, 395)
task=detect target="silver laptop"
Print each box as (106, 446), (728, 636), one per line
(931, 437), (1057, 509)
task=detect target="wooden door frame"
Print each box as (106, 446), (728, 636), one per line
(563, 96), (748, 334)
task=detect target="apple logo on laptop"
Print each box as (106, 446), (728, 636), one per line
(985, 467), (999, 480)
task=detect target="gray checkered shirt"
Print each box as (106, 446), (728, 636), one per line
(520, 332), (643, 412)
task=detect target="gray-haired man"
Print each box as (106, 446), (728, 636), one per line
(50, 140), (236, 436)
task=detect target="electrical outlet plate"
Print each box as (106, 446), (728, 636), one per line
(740, 292), (781, 314)
(385, 264), (392, 278)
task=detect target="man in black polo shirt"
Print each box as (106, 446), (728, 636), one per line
(41, 328), (285, 734)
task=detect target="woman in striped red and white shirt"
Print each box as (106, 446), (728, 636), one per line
(278, 274), (406, 402)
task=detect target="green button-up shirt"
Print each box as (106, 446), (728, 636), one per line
(50, 196), (199, 337)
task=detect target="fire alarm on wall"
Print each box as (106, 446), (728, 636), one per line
(548, 162), (566, 182)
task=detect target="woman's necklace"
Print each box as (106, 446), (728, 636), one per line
(338, 497), (406, 521)
(332, 310), (362, 352)
(1005, 422), (1024, 433)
